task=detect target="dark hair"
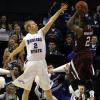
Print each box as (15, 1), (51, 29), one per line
(78, 80), (86, 87)
(48, 37), (57, 44)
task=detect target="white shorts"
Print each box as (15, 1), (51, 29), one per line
(12, 59), (51, 91)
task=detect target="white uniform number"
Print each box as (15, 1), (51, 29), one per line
(85, 36), (91, 47)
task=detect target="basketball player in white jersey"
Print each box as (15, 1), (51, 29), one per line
(6, 4), (68, 100)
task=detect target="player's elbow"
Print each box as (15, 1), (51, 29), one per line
(42, 21), (53, 34)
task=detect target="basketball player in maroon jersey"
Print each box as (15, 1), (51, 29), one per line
(48, 3), (95, 98)
(67, 10), (95, 80)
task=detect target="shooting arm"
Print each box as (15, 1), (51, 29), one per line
(67, 12), (83, 38)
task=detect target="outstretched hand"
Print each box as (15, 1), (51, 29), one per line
(60, 3), (68, 12)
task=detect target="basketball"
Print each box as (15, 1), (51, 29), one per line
(75, 1), (88, 13)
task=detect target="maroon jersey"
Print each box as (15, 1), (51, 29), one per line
(75, 25), (93, 52)
(68, 26), (94, 80)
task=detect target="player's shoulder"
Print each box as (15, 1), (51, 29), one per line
(24, 33), (32, 38)
(23, 33), (31, 42)
(37, 29), (44, 36)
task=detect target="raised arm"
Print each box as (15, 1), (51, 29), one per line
(67, 11), (83, 38)
(7, 40), (26, 62)
(41, 4), (68, 35)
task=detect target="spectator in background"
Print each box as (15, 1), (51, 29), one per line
(70, 80), (95, 100)
(2, 41), (23, 84)
(47, 64), (67, 100)
(3, 38), (23, 69)
(59, 33), (74, 63)
(47, 40), (62, 56)
(93, 42), (100, 77)
(0, 15), (7, 32)
(9, 35), (25, 63)
(46, 39), (66, 67)
(92, 42), (100, 100)
(94, 5), (100, 25)
(90, 35), (98, 57)
(0, 83), (19, 100)
(46, 40), (70, 100)
(1, 54), (23, 99)
(8, 60), (23, 100)
(9, 35), (18, 43)
(90, 35), (98, 77)
(3, 38), (18, 69)
(8, 60), (23, 81)
(49, 1), (71, 39)
(92, 5), (100, 42)
(46, 23), (63, 45)
(10, 25), (23, 44)
(7, 23), (14, 34)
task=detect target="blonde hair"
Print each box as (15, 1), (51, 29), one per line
(24, 20), (33, 32)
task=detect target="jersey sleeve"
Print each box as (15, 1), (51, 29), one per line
(37, 29), (44, 37)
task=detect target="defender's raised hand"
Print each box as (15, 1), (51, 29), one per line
(41, 3), (68, 35)
(60, 3), (68, 12)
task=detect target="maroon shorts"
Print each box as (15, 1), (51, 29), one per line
(68, 51), (94, 80)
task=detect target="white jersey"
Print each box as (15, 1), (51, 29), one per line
(23, 29), (46, 61)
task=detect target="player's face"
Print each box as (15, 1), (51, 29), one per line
(29, 21), (38, 32)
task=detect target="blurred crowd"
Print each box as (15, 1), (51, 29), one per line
(0, 1), (100, 100)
